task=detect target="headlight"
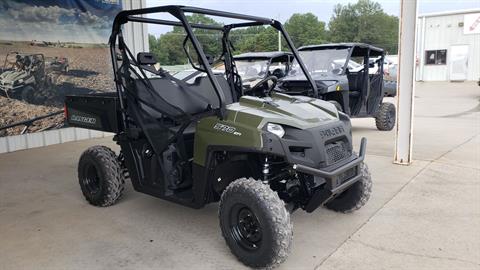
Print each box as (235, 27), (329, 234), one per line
(266, 123), (285, 138)
(15, 79), (23, 85)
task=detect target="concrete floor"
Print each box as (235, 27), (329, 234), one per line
(0, 82), (479, 269)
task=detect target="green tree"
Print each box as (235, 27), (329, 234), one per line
(284, 13), (326, 47)
(328, 0), (399, 53)
(231, 26), (279, 53)
(149, 14), (223, 65)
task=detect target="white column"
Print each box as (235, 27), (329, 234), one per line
(418, 16), (426, 81)
(121, 0), (149, 56)
(394, 0), (418, 165)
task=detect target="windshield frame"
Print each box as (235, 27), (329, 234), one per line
(234, 58), (271, 81)
(288, 47), (353, 78)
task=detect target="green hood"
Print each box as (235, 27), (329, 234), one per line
(194, 92), (342, 166)
(226, 92), (339, 130)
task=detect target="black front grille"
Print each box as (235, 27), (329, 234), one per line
(325, 141), (351, 164)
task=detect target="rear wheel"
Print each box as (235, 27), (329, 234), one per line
(20, 85), (35, 103)
(375, 102), (396, 131)
(78, 146), (125, 207)
(325, 163), (372, 213)
(219, 178), (292, 268)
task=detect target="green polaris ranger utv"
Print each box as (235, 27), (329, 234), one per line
(65, 6), (372, 268)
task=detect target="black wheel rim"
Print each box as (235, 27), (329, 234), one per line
(83, 163), (101, 195)
(229, 204), (262, 251)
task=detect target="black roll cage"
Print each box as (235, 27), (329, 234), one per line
(298, 43), (385, 83)
(3, 51), (45, 70)
(109, 5), (318, 130)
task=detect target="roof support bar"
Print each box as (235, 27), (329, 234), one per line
(180, 6), (272, 23)
(127, 16), (224, 31)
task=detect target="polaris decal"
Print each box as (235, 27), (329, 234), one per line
(213, 123), (242, 136)
(71, 114), (97, 125)
(319, 126), (344, 139)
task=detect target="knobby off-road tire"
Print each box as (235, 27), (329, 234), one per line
(375, 102), (396, 131)
(20, 85), (35, 103)
(219, 178), (293, 268)
(78, 145), (125, 207)
(325, 163), (372, 213)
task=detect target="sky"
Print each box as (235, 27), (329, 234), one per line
(146, 0), (480, 35)
(0, 0), (478, 42)
(0, 0), (121, 43)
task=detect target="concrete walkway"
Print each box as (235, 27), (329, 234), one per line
(0, 82), (479, 269)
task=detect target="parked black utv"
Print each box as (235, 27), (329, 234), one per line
(181, 51), (293, 97)
(233, 51), (293, 94)
(278, 43), (396, 131)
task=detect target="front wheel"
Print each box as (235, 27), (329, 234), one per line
(219, 178), (292, 268)
(325, 163), (372, 213)
(375, 102), (396, 131)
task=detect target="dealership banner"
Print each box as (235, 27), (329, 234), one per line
(0, 0), (121, 137)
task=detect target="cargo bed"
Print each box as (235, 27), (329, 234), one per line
(65, 92), (122, 133)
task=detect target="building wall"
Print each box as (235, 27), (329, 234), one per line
(418, 12), (480, 81)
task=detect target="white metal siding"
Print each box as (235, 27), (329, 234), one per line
(0, 128), (114, 154)
(420, 13), (480, 81)
(122, 0), (149, 55)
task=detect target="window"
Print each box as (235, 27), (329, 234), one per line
(425, 49), (447, 65)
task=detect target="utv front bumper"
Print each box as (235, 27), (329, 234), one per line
(293, 138), (367, 212)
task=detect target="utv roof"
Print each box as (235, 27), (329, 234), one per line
(233, 51), (293, 60)
(299, 43), (384, 57)
(112, 5), (278, 36)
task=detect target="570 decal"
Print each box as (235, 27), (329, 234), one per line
(213, 123), (242, 136)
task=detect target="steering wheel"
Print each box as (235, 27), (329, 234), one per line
(249, 75), (278, 96)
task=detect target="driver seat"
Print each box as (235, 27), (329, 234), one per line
(347, 70), (365, 98)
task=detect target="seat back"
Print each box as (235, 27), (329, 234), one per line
(347, 70), (365, 92)
(133, 74), (234, 119)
